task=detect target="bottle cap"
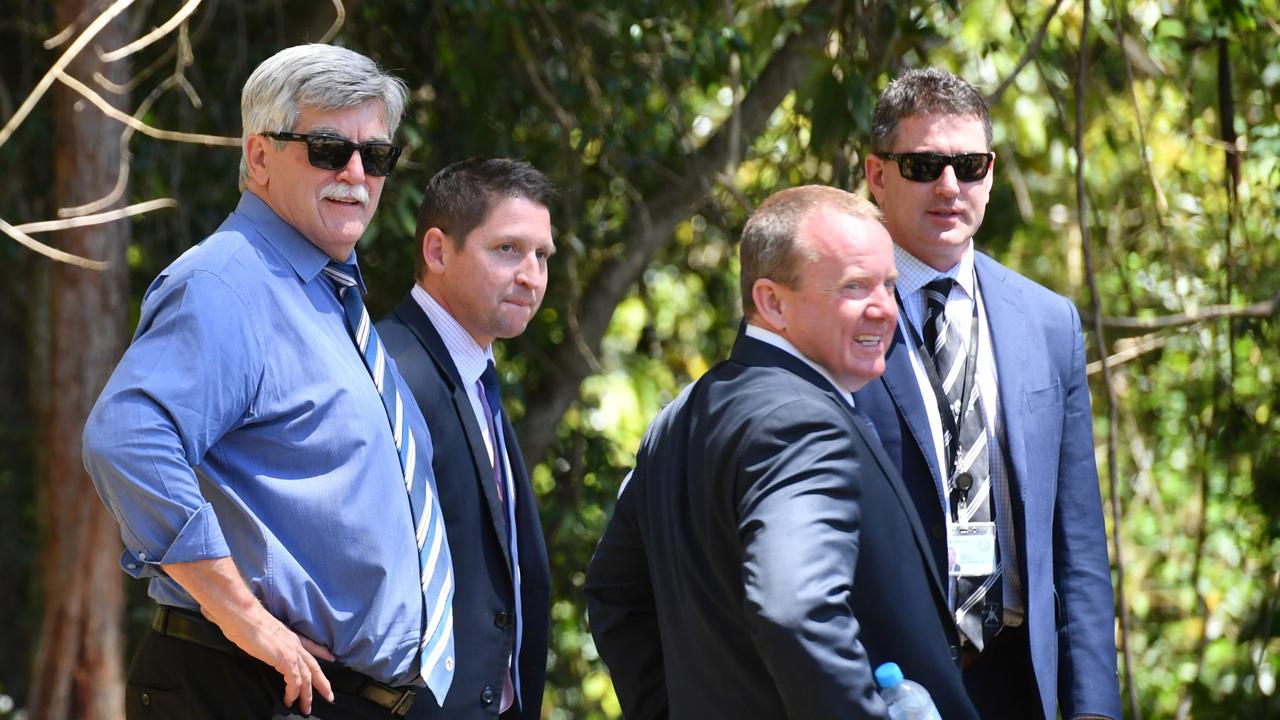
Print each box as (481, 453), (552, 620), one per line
(874, 662), (904, 689)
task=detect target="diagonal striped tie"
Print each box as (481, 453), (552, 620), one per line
(324, 261), (455, 703)
(923, 277), (1002, 650)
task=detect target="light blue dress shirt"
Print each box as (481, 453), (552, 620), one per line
(83, 191), (433, 686)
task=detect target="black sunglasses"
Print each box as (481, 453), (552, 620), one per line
(877, 152), (994, 183)
(265, 131), (402, 177)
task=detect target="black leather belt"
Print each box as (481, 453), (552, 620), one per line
(151, 605), (416, 717)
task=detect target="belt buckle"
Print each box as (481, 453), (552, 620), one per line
(389, 689), (415, 717)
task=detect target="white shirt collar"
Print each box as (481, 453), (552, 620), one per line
(410, 283), (494, 386)
(744, 323), (850, 398)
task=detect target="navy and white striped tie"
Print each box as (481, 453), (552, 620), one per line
(324, 261), (455, 703)
(923, 277), (1002, 650)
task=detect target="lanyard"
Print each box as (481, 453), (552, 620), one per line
(896, 275), (981, 488)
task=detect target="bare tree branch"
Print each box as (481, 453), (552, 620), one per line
(1086, 332), (1170, 376)
(318, 0), (347, 44)
(15, 199), (177, 234)
(988, 0), (1065, 106)
(1087, 291), (1280, 332)
(55, 70), (239, 146)
(0, 0), (136, 148)
(97, 0), (202, 62)
(0, 217), (111, 270)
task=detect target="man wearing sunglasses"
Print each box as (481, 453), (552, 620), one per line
(855, 68), (1121, 720)
(85, 44), (450, 719)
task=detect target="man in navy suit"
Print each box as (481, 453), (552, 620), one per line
(855, 67), (1121, 719)
(586, 186), (978, 719)
(377, 158), (555, 719)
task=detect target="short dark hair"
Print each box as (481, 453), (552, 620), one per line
(739, 185), (882, 318)
(870, 67), (992, 153)
(415, 158), (555, 266)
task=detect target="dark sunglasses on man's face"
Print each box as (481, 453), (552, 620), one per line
(264, 131), (402, 177)
(877, 152), (994, 183)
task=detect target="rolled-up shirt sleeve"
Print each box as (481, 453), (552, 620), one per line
(83, 267), (264, 576)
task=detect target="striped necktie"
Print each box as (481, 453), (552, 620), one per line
(922, 277), (1002, 650)
(323, 261), (455, 702)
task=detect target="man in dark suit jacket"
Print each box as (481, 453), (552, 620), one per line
(585, 186), (979, 719)
(856, 67), (1121, 719)
(377, 158), (555, 719)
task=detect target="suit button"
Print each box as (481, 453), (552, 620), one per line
(481, 685), (495, 705)
(949, 644), (960, 661)
(932, 524), (945, 540)
(494, 611), (511, 628)
(141, 693), (151, 706)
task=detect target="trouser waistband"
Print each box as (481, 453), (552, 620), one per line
(151, 605), (416, 717)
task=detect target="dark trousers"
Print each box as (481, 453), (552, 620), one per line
(127, 629), (397, 720)
(962, 625), (1045, 720)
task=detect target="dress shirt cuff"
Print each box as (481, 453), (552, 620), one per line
(124, 503), (230, 574)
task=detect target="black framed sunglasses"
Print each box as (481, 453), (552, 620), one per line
(264, 131), (402, 177)
(876, 152), (994, 183)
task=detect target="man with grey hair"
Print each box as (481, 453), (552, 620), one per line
(857, 66), (1121, 719)
(586, 186), (978, 719)
(84, 44), (451, 719)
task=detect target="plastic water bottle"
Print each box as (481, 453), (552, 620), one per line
(874, 662), (943, 720)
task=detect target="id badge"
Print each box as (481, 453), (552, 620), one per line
(946, 522), (997, 577)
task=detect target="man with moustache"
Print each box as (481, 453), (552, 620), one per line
(856, 67), (1121, 719)
(377, 159), (555, 719)
(585, 186), (978, 719)
(84, 44), (453, 719)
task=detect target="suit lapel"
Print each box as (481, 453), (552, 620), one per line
(880, 325), (946, 497)
(974, 254), (1030, 521)
(392, 296), (514, 572)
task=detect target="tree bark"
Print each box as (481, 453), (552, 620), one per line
(518, 0), (843, 465)
(27, 1), (130, 718)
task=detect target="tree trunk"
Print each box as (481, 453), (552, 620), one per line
(28, 2), (130, 718)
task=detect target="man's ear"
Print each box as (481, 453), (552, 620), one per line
(244, 135), (271, 187)
(422, 227), (450, 274)
(865, 153), (887, 204)
(751, 278), (788, 333)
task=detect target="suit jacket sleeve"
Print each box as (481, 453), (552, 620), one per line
(585, 464), (669, 720)
(1053, 303), (1123, 719)
(736, 394), (885, 719)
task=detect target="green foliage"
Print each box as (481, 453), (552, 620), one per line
(2, 0), (1278, 716)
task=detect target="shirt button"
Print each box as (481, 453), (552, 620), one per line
(480, 686), (495, 705)
(932, 524), (946, 540)
(494, 611), (511, 628)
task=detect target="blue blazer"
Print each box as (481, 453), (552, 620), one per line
(855, 252), (1122, 719)
(378, 295), (551, 720)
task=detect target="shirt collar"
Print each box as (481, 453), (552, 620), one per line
(744, 324), (851, 398)
(893, 241), (976, 299)
(410, 284), (493, 386)
(235, 191), (364, 290)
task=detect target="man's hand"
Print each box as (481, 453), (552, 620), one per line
(165, 557), (336, 715)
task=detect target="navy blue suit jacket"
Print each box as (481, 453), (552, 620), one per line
(586, 334), (978, 720)
(378, 295), (550, 720)
(855, 252), (1121, 719)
